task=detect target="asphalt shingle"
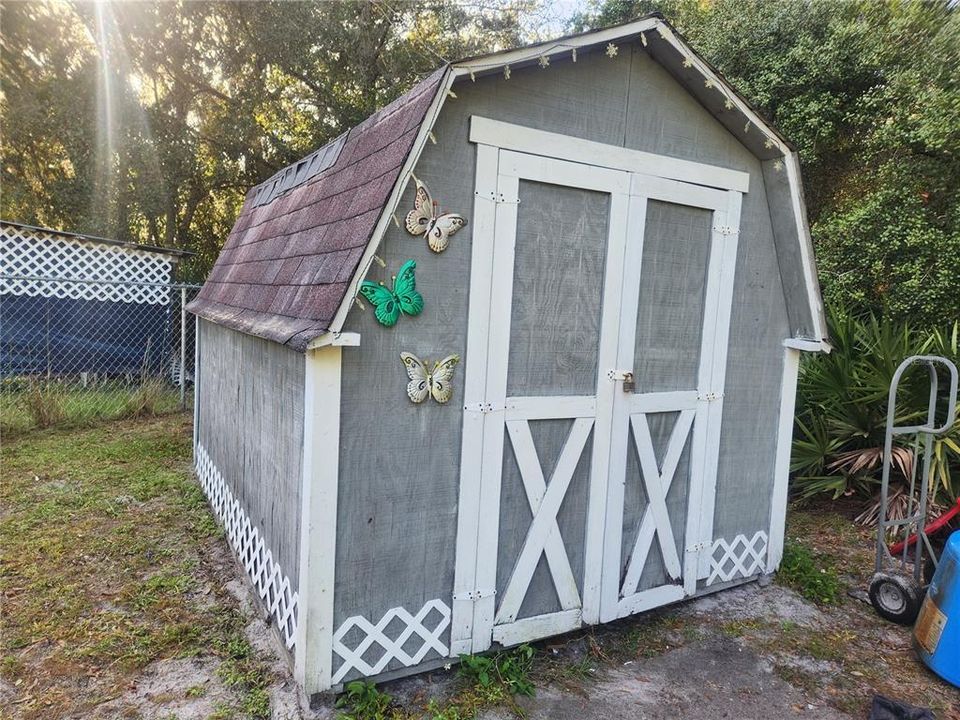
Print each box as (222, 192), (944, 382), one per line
(187, 67), (446, 351)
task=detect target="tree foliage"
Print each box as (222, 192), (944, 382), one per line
(573, 0), (960, 328)
(1, 0), (532, 278)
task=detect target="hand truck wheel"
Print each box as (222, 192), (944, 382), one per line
(869, 572), (925, 625)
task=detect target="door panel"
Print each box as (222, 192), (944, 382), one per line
(632, 201), (713, 392)
(496, 418), (592, 621)
(507, 180), (610, 396)
(620, 410), (695, 593)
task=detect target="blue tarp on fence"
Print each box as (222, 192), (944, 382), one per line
(0, 294), (172, 378)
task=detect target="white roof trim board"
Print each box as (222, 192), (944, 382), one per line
(299, 17), (825, 350)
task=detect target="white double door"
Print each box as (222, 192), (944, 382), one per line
(452, 145), (742, 655)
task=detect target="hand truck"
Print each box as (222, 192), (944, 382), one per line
(869, 355), (958, 625)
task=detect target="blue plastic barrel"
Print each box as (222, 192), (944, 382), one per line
(915, 530), (959, 687)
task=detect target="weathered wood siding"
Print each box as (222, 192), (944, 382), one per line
(334, 45), (791, 677)
(197, 318), (304, 591)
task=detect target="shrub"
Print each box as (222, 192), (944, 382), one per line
(792, 307), (960, 512)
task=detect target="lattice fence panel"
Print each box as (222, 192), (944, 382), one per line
(707, 531), (768, 585)
(332, 599), (451, 683)
(196, 443), (299, 650)
(1, 224), (174, 305)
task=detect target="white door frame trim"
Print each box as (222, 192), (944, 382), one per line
(470, 116), (750, 194)
(454, 126), (746, 652)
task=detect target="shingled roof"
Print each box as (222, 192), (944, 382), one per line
(187, 67), (448, 351)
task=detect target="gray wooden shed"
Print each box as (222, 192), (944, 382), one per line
(188, 16), (828, 698)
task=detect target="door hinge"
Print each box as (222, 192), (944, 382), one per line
(474, 190), (520, 205)
(463, 402), (503, 414)
(453, 588), (496, 601)
(713, 225), (738, 236)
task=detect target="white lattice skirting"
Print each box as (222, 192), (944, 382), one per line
(195, 444), (299, 649)
(1, 224), (173, 305)
(707, 531), (768, 585)
(332, 599), (451, 684)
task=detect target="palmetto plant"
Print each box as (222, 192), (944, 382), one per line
(791, 308), (960, 523)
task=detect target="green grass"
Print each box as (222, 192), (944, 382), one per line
(777, 538), (844, 605)
(0, 379), (187, 438)
(0, 413), (270, 719)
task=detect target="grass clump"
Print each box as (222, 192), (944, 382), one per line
(778, 538), (843, 605)
(24, 380), (66, 428)
(459, 644), (535, 700)
(336, 681), (397, 720)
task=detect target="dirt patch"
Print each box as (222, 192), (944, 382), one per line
(679, 582), (824, 627)
(497, 636), (852, 720)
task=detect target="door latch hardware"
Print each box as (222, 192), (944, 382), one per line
(607, 369), (635, 392)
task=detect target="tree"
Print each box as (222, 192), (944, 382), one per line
(572, 0), (960, 328)
(1, 1), (532, 279)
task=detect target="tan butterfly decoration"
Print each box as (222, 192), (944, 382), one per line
(400, 352), (460, 404)
(404, 179), (466, 253)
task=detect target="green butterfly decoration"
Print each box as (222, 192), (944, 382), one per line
(358, 259), (424, 327)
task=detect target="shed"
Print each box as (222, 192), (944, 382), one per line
(188, 16), (829, 698)
(0, 220), (191, 379)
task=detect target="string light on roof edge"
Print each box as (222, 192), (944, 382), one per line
(469, 69), (476, 82)
(640, 32), (647, 47)
(572, 47), (577, 62)
(503, 64), (511, 80)
(704, 78), (716, 89)
(539, 55), (550, 68)
(764, 138), (775, 150)
(682, 56), (693, 68)
(606, 42), (619, 58)
(724, 98), (734, 110)
(773, 159), (784, 172)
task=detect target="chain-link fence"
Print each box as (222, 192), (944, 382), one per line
(1, 275), (201, 436)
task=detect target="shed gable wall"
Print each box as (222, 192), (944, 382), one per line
(332, 46), (791, 680)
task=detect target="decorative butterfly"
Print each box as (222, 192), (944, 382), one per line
(358, 259), (423, 327)
(404, 179), (466, 253)
(400, 352), (460, 404)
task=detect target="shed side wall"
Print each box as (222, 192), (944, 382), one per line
(197, 318), (304, 593)
(334, 46), (791, 681)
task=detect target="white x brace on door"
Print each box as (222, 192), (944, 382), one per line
(451, 118), (745, 656)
